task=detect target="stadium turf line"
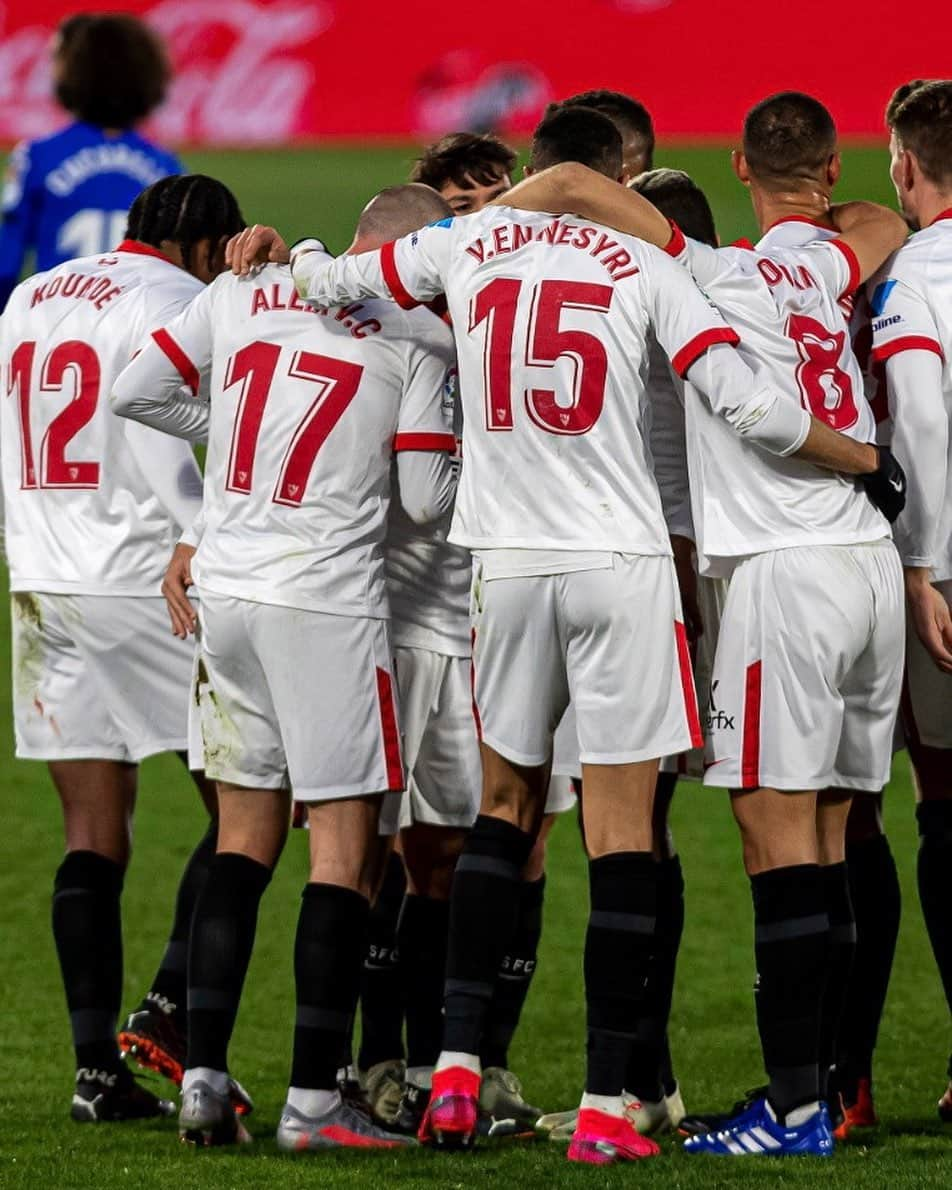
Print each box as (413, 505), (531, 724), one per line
(0, 146), (948, 1188)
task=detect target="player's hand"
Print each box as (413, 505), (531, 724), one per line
(226, 225), (290, 275)
(859, 445), (907, 522)
(905, 569), (952, 674)
(671, 534), (704, 649)
(162, 543), (198, 639)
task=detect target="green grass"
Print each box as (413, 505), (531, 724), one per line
(1, 146), (949, 1188)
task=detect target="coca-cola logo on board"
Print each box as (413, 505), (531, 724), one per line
(0, 1), (332, 145)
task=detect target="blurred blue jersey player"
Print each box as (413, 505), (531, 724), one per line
(0, 12), (182, 308)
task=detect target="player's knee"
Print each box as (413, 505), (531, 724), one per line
(402, 826), (465, 898)
(583, 808), (653, 859)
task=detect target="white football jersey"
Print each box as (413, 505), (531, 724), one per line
(118, 260), (457, 617)
(299, 206), (742, 557)
(869, 212), (952, 580)
(0, 242), (204, 595)
(386, 372), (471, 657)
(667, 226), (888, 573)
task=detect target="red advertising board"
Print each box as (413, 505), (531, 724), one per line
(0, 0), (943, 144)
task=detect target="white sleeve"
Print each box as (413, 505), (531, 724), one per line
(123, 419), (204, 534)
(883, 348), (948, 569)
(395, 449), (459, 525)
(394, 320), (459, 453)
(646, 351), (693, 539)
(686, 344), (811, 456)
(663, 224), (735, 290)
(870, 270), (944, 362)
(179, 507), (205, 549)
(111, 287), (215, 442)
(641, 242), (742, 377)
(293, 221), (454, 309)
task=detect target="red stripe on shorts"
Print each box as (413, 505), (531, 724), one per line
(470, 628), (483, 741)
(675, 621), (703, 748)
(375, 667), (404, 792)
(742, 660), (763, 789)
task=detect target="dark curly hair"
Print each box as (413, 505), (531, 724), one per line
(410, 132), (517, 191)
(125, 176), (246, 274)
(55, 13), (172, 129)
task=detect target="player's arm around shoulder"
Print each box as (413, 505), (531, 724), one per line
(293, 219), (456, 311)
(826, 201), (909, 289)
(496, 162), (672, 247)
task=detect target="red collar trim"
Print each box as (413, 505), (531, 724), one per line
(116, 239), (177, 264)
(765, 215), (831, 231)
(731, 237), (756, 250)
(929, 208), (952, 226)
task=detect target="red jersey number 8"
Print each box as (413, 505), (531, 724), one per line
(787, 313), (859, 431)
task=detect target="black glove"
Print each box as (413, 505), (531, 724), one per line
(859, 445), (906, 523)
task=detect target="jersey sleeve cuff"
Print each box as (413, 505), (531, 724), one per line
(663, 220), (686, 258)
(671, 326), (740, 377)
(829, 237), (861, 298)
(381, 241), (421, 310)
(393, 431), (457, 452)
(872, 335), (944, 363)
(152, 328), (200, 395)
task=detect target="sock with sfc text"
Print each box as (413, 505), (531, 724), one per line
(52, 850), (125, 1076)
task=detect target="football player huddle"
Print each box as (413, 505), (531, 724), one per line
(3, 77), (952, 1167)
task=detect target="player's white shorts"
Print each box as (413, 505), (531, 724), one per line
(395, 645), (481, 830)
(196, 591), (403, 829)
(661, 575), (728, 781)
(11, 591), (191, 763)
(902, 578), (952, 750)
(546, 701), (580, 813)
(472, 554), (701, 768)
(704, 541), (904, 792)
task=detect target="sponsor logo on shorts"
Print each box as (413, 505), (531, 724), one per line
(872, 314), (902, 332)
(707, 680), (736, 731)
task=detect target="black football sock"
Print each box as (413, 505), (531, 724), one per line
(818, 863), (856, 1099)
(291, 883), (370, 1091)
(357, 851), (406, 1070)
(399, 894), (450, 1072)
(626, 854), (684, 1101)
(52, 850), (125, 1075)
(481, 875), (545, 1070)
(836, 832), (901, 1092)
(751, 864), (830, 1121)
(443, 815), (534, 1056)
(917, 802), (952, 1016)
(186, 852), (272, 1072)
(144, 821), (217, 1023)
(586, 851), (658, 1098)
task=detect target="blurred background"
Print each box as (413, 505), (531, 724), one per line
(0, 0), (946, 249)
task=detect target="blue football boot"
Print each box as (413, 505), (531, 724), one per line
(684, 1096), (833, 1157)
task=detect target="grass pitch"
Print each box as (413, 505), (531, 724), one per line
(1, 145), (950, 1188)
